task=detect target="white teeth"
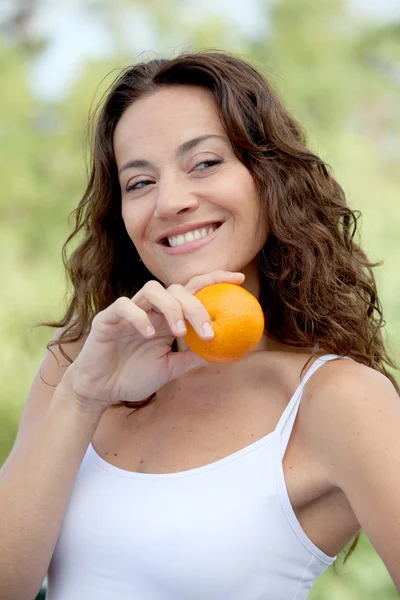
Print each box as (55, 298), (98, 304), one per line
(185, 231), (195, 243)
(167, 224), (218, 247)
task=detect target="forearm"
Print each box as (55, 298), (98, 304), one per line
(0, 373), (103, 600)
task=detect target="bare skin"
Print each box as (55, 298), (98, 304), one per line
(91, 347), (360, 559)
(0, 268), (362, 600)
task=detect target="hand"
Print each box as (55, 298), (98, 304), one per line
(64, 270), (245, 412)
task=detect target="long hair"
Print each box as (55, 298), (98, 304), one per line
(40, 50), (398, 564)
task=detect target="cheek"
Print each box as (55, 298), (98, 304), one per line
(234, 175), (263, 221)
(121, 204), (149, 244)
(233, 167), (259, 202)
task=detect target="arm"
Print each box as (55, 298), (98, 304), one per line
(302, 359), (400, 591)
(0, 270), (244, 600)
(0, 331), (103, 600)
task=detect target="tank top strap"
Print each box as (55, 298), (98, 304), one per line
(275, 354), (345, 460)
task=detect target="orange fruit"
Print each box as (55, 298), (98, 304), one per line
(184, 282), (264, 364)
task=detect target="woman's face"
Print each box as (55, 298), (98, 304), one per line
(114, 85), (267, 293)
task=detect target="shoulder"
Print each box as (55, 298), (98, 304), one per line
(1, 322), (88, 474)
(15, 324), (87, 448)
(300, 357), (400, 589)
(299, 356), (399, 487)
(303, 355), (392, 402)
(302, 355), (397, 413)
(43, 321), (88, 380)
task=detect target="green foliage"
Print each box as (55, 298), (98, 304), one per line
(1, 1), (399, 597)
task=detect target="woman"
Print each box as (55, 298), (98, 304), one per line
(1, 51), (399, 600)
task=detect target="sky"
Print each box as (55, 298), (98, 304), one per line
(1, 0), (399, 101)
(351, 0), (400, 19)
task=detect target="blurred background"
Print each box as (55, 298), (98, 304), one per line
(1, 0), (399, 598)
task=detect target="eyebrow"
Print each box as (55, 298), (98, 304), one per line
(118, 134), (226, 175)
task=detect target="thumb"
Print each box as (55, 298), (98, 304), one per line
(167, 349), (210, 381)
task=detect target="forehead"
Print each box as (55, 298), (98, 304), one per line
(113, 86), (225, 160)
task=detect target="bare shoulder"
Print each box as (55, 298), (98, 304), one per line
(300, 357), (400, 589)
(7, 323), (88, 455)
(302, 355), (397, 412)
(39, 324), (88, 387)
(299, 356), (399, 484)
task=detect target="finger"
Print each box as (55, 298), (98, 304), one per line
(131, 280), (165, 312)
(94, 297), (156, 338)
(131, 280), (187, 337)
(167, 349), (210, 381)
(167, 284), (215, 340)
(185, 270), (245, 295)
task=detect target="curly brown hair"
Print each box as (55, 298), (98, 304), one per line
(40, 50), (398, 564)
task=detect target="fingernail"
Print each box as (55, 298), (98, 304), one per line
(202, 322), (214, 337)
(145, 326), (155, 337)
(176, 320), (187, 333)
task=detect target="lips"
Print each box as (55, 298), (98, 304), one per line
(159, 222), (223, 255)
(156, 221), (222, 245)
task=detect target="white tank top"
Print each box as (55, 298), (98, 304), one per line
(47, 354), (343, 599)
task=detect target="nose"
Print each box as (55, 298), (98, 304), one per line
(153, 174), (199, 218)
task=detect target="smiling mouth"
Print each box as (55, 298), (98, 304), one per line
(161, 222), (222, 247)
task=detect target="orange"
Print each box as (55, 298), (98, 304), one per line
(184, 283), (264, 364)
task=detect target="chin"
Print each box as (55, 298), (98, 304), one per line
(157, 266), (229, 288)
